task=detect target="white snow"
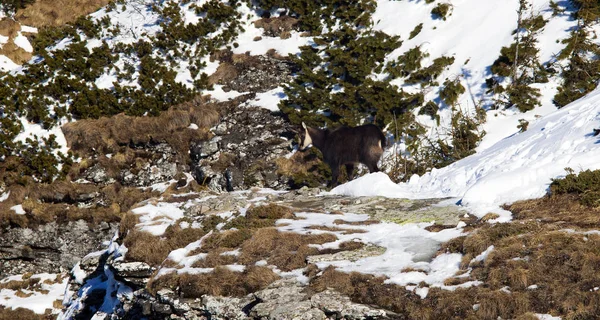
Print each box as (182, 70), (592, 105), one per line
(15, 117), (70, 157)
(232, 3), (312, 56)
(156, 232), (215, 276)
(0, 54), (19, 72)
(246, 86), (287, 111)
(204, 84), (246, 102)
(0, 273), (68, 314)
(60, 233), (132, 319)
(471, 245), (494, 263)
(10, 204), (25, 215)
(0, 34), (8, 47)
(131, 201), (185, 236)
(20, 25), (38, 34)
(277, 211), (467, 294)
(13, 32), (33, 52)
(536, 314), (562, 320)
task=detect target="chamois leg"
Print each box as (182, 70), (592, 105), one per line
(366, 162), (380, 173)
(345, 163), (355, 181)
(328, 165), (340, 188)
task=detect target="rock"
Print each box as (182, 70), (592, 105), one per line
(119, 143), (180, 188)
(113, 261), (154, 287)
(310, 289), (388, 319)
(191, 106), (295, 191)
(200, 295), (252, 320)
(307, 244), (386, 264)
(85, 164), (111, 184)
(0, 220), (118, 276)
(209, 51), (294, 93)
(190, 138), (221, 161)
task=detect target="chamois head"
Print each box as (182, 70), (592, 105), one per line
(299, 122), (313, 151)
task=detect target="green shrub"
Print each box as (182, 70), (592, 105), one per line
(409, 23), (423, 39)
(431, 3), (451, 20)
(1, 0), (35, 15)
(0, 0), (243, 183)
(551, 168), (600, 207)
(406, 56), (455, 86)
(280, 24), (405, 128)
(486, 4), (544, 112)
(250, 0), (376, 33)
(439, 79), (465, 106)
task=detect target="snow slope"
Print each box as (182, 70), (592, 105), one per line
(374, 0), (576, 151)
(333, 86), (600, 215)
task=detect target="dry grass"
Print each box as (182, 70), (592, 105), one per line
(332, 219), (380, 226)
(190, 249), (238, 268)
(0, 0), (111, 65)
(0, 277), (40, 291)
(62, 96), (219, 158)
(208, 62), (238, 85)
(0, 179), (155, 229)
(275, 151), (315, 177)
(253, 16), (298, 37)
(239, 228), (337, 271)
(198, 229), (253, 252)
(148, 265), (279, 298)
(123, 225), (207, 267)
(246, 203), (294, 220)
(0, 307), (49, 320)
(306, 225), (367, 234)
(508, 193), (600, 228)
(14, 0), (112, 28)
(305, 192), (600, 319)
(0, 19), (31, 64)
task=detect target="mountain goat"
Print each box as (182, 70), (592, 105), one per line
(299, 122), (387, 187)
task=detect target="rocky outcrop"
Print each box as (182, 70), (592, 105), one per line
(0, 220), (118, 276)
(68, 268), (393, 320)
(191, 106), (295, 191)
(118, 143), (180, 188)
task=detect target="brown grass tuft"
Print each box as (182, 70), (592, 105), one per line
(149, 265), (279, 298)
(239, 228), (336, 271)
(208, 62), (238, 85)
(14, 0), (112, 28)
(253, 16), (298, 37)
(306, 225), (367, 234)
(198, 229), (253, 252)
(0, 307), (46, 320)
(62, 96), (219, 158)
(508, 194), (600, 228)
(246, 203), (294, 220)
(123, 224), (206, 266)
(0, 277), (40, 291)
(332, 219), (380, 226)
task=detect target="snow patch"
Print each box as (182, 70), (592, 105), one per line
(10, 204), (25, 215)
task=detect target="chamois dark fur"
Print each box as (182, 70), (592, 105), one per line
(300, 123), (387, 187)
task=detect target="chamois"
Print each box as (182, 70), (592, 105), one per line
(299, 122), (387, 187)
